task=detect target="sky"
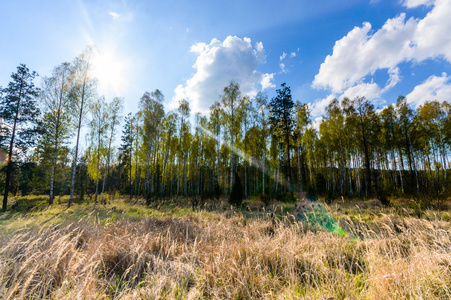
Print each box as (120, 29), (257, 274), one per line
(1, 0), (451, 125)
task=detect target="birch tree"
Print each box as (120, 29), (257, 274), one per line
(40, 62), (73, 205)
(100, 97), (123, 204)
(68, 48), (96, 207)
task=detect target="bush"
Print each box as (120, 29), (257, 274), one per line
(260, 194), (271, 206)
(214, 182), (222, 202)
(228, 172), (243, 207)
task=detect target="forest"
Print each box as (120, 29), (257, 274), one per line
(2, 49), (451, 299)
(1, 48), (450, 211)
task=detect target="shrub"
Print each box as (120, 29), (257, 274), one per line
(228, 172), (243, 207)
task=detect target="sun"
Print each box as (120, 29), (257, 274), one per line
(91, 47), (128, 97)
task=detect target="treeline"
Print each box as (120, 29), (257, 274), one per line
(1, 50), (450, 210)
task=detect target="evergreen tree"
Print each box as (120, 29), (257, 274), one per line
(269, 83), (295, 192)
(0, 64), (40, 211)
(119, 113), (134, 199)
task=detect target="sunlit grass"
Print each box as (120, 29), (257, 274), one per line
(1, 196), (451, 299)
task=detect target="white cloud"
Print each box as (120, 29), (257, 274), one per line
(406, 72), (451, 107)
(255, 42), (264, 52)
(280, 52), (287, 61)
(309, 94), (336, 117)
(261, 73), (276, 89)
(171, 36), (274, 114)
(402, 0), (435, 8)
(382, 67), (401, 92)
(308, 116), (324, 131)
(279, 62), (286, 73)
(290, 52), (297, 58)
(313, 15), (417, 93)
(313, 0), (451, 93)
(108, 11), (120, 19)
(341, 82), (382, 100)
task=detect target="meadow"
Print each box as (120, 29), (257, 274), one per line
(1, 196), (451, 299)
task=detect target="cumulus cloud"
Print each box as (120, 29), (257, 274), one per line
(313, 0), (451, 95)
(342, 82), (382, 100)
(261, 73), (276, 89)
(171, 36), (274, 114)
(290, 52), (297, 58)
(406, 72), (451, 107)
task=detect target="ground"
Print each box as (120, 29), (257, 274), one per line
(1, 195), (451, 299)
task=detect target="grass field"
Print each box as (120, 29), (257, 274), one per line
(1, 196), (451, 299)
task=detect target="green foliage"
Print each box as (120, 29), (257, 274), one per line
(269, 83), (295, 188)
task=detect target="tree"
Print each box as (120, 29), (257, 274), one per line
(348, 96), (380, 197)
(0, 64), (40, 211)
(269, 83), (295, 192)
(209, 101), (222, 193)
(396, 96), (419, 195)
(239, 96), (252, 198)
(254, 92), (269, 195)
(119, 113), (134, 199)
(160, 112), (177, 196)
(221, 81), (241, 193)
(68, 48), (96, 207)
(177, 99), (190, 197)
(294, 102), (310, 193)
(88, 96), (108, 203)
(100, 97), (123, 204)
(139, 90), (165, 200)
(40, 62), (73, 205)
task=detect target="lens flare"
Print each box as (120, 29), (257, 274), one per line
(293, 198), (347, 236)
(0, 148), (8, 169)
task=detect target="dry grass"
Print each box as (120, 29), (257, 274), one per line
(1, 198), (451, 299)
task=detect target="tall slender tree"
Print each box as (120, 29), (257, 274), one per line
(269, 83), (295, 191)
(209, 101), (222, 192)
(0, 64), (40, 211)
(100, 97), (123, 204)
(294, 102), (310, 193)
(177, 99), (191, 197)
(88, 96), (108, 203)
(221, 81), (241, 192)
(68, 48), (96, 207)
(119, 113), (134, 199)
(40, 62), (73, 205)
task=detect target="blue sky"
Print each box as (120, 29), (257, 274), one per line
(1, 0), (451, 123)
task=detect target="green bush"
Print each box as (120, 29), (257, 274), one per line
(228, 172), (243, 207)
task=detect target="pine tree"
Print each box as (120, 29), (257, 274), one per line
(119, 113), (134, 199)
(269, 83), (295, 192)
(0, 64), (40, 211)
